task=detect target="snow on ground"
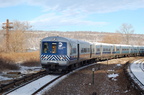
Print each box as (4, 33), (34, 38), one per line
(37, 74), (68, 95)
(18, 65), (42, 74)
(37, 63), (98, 95)
(130, 59), (144, 84)
(0, 75), (13, 80)
(1, 62), (98, 95)
(117, 64), (122, 67)
(0, 65), (42, 81)
(6, 75), (59, 95)
(6, 63), (97, 95)
(107, 69), (119, 81)
(140, 61), (144, 72)
(41, 57), (139, 95)
(108, 73), (119, 81)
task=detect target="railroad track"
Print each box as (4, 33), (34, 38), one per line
(17, 62), (99, 95)
(31, 74), (64, 95)
(0, 70), (47, 95)
(5, 74), (64, 95)
(3, 57), (143, 95)
(124, 59), (144, 95)
(1, 61), (98, 95)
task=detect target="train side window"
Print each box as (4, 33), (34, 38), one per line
(93, 48), (95, 52)
(43, 42), (48, 53)
(97, 48), (100, 52)
(72, 48), (76, 54)
(52, 43), (57, 53)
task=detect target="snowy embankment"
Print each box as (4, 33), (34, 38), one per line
(0, 65), (41, 81)
(130, 60), (144, 85)
(5, 75), (59, 95)
(126, 59), (144, 94)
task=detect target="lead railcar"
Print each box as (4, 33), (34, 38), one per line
(40, 36), (92, 72)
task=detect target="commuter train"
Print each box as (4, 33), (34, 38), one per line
(40, 36), (144, 72)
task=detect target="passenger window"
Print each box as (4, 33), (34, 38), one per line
(43, 43), (48, 53)
(52, 43), (57, 53)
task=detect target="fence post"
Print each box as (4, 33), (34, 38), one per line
(92, 68), (95, 85)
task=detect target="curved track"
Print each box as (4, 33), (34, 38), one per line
(6, 75), (60, 95)
(0, 70), (46, 94)
(3, 62), (98, 95)
(124, 59), (144, 95)
(3, 58), (144, 95)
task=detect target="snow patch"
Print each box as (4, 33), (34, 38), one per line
(124, 90), (129, 93)
(107, 70), (114, 72)
(117, 64), (122, 66)
(0, 75), (13, 81)
(0, 65), (42, 81)
(108, 73), (119, 81)
(18, 66), (42, 74)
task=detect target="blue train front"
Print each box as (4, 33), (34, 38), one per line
(40, 36), (79, 71)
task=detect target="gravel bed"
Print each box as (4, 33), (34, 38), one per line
(43, 57), (141, 95)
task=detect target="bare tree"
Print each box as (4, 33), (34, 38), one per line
(101, 33), (122, 44)
(7, 21), (32, 52)
(136, 34), (144, 46)
(116, 23), (134, 45)
(13, 21), (32, 32)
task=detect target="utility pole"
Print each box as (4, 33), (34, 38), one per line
(2, 19), (13, 50)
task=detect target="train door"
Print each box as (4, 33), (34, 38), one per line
(77, 44), (79, 60)
(110, 46), (113, 55)
(90, 45), (92, 58)
(129, 46), (131, 54)
(100, 45), (103, 56)
(120, 46), (122, 54)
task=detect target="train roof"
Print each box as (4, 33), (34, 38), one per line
(41, 36), (144, 47)
(41, 36), (91, 44)
(92, 42), (140, 47)
(92, 42), (114, 46)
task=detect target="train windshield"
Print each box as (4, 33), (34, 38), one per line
(42, 42), (57, 54)
(52, 43), (57, 53)
(42, 42), (67, 55)
(43, 42), (49, 53)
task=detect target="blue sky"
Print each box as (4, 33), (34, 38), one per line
(0, 0), (144, 34)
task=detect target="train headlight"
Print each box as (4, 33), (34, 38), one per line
(60, 57), (63, 59)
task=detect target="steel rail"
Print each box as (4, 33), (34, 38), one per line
(0, 70), (47, 94)
(31, 74), (65, 95)
(139, 61), (144, 72)
(124, 59), (144, 95)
